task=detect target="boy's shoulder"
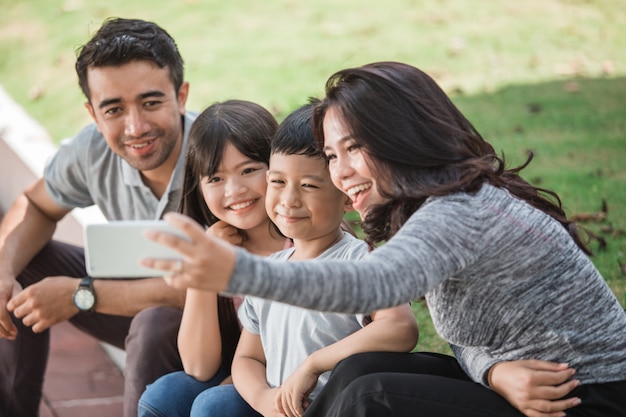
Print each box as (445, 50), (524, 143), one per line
(321, 231), (368, 261)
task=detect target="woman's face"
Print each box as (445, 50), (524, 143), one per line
(200, 141), (270, 231)
(321, 107), (385, 218)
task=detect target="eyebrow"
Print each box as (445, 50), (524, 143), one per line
(212, 159), (264, 175)
(323, 134), (354, 153)
(267, 169), (326, 182)
(97, 90), (166, 110)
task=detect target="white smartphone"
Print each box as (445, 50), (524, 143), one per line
(84, 220), (188, 278)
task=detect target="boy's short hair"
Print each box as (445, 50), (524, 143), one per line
(271, 98), (323, 158)
(75, 17), (184, 100)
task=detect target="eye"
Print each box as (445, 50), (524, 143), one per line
(103, 107), (122, 116)
(206, 176), (222, 184)
(347, 143), (361, 152)
(242, 167), (258, 175)
(269, 178), (285, 185)
(144, 100), (162, 108)
(324, 152), (336, 161)
(302, 183), (319, 189)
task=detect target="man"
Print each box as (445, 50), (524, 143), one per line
(0, 17), (195, 416)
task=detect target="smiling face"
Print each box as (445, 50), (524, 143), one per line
(84, 60), (188, 177)
(266, 152), (350, 243)
(322, 107), (386, 218)
(200, 142), (270, 232)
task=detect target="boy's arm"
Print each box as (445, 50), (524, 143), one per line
(177, 288), (223, 381)
(231, 329), (284, 417)
(278, 303), (418, 417)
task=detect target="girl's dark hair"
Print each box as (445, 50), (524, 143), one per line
(76, 17), (184, 100)
(313, 61), (590, 254)
(180, 99), (278, 371)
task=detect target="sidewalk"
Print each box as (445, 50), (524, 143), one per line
(39, 321), (124, 417)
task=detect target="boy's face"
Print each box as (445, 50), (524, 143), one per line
(266, 152), (351, 241)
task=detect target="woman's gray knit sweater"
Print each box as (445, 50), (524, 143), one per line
(227, 184), (626, 385)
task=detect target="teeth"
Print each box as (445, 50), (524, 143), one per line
(347, 183), (371, 197)
(130, 140), (154, 149)
(229, 200), (254, 210)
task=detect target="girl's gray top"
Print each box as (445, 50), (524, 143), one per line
(227, 183), (626, 386)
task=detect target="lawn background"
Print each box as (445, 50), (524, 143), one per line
(1, 0), (625, 353)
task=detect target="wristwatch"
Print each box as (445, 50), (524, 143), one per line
(73, 276), (96, 312)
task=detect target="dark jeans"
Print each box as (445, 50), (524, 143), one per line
(0, 240), (183, 417)
(303, 351), (626, 417)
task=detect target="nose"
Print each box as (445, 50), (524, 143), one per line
(224, 178), (247, 198)
(124, 107), (150, 138)
(280, 186), (301, 208)
(329, 154), (354, 185)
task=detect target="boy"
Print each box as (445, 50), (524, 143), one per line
(220, 100), (419, 417)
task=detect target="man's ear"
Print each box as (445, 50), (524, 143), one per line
(84, 101), (96, 122)
(177, 81), (190, 115)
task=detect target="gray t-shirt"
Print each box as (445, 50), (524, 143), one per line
(228, 183), (626, 386)
(238, 232), (368, 400)
(43, 112), (197, 220)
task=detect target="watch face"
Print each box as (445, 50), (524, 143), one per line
(74, 288), (95, 310)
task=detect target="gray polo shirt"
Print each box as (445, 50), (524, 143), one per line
(43, 112), (197, 221)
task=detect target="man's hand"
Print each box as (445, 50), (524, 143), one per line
(7, 276), (80, 333)
(489, 360), (581, 417)
(0, 277), (22, 339)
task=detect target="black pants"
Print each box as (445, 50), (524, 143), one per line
(0, 241), (183, 417)
(304, 351), (626, 417)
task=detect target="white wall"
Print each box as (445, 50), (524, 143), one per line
(0, 85), (124, 369)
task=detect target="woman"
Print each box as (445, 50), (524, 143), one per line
(143, 62), (626, 417)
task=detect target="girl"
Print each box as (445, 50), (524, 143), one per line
(138, 99), (285, 417)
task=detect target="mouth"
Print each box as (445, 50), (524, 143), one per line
(346, 183), (372, 200)
(228, 199), (256, 211)
(128, 139), (156, 149)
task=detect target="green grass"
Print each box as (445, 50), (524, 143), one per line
(1, 0), (625, 354)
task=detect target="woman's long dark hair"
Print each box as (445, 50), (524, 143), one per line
(179, 99), (278, 371)
(313, 61), (590, 254)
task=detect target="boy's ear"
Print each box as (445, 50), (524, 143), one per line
(343, 195), (354, 213)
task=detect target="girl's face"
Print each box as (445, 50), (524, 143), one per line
(200, 141), (269, 231)
(322, 107), (385, 218)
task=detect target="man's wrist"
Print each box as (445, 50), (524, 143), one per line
(72, 276), (96, 312)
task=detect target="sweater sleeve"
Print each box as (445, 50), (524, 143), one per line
(450, 344), (500, 387)
(225, 194), (483, 314)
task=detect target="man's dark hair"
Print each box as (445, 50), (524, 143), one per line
(75, 17), (184, 100)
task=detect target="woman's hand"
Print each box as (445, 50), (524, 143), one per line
(141, 212), (237, 292)
(488, 360), (581, 417)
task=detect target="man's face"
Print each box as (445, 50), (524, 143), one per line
(84, 60), (188, 174)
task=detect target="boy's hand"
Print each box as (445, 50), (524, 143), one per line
(489, 360), (581, 417)
(275, 364), (318, 417)
(7, 276), (79, 333)
(255, 387), (287, 417)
